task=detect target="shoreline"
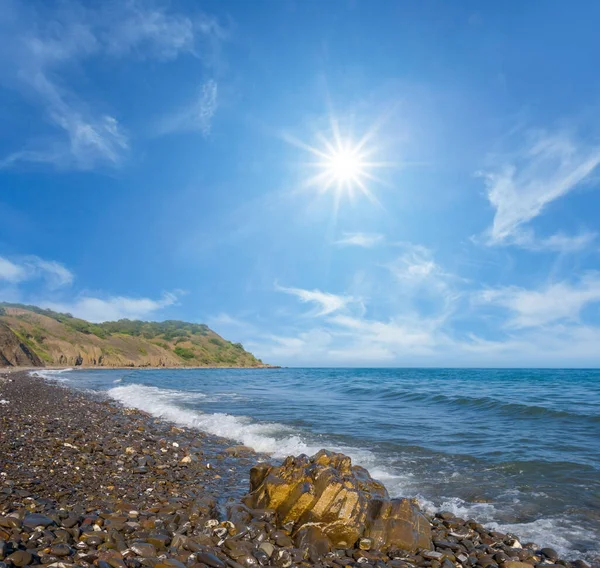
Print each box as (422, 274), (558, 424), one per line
(0, 370), (597, 568)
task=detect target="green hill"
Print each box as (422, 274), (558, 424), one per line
(0, 303), (267, 368)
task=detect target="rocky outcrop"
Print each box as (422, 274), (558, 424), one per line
(0, 323), (44, 367)
(242, 450), (432, 552)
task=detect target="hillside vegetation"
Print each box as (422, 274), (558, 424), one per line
(0, 303), (267, 368)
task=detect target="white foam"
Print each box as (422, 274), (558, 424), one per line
(105, 382), (597, 561)
(107, 383), (378, 464)
(30, 368), (74, 382)
(488, 517), (600, 562)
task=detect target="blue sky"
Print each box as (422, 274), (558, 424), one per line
(2, 0), (600, 367)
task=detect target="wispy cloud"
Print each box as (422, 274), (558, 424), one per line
(480, 130), (600, 247)
(386, 244), (440, 281)
(158, 79), (218, 136)
(42, 291), (180, 322)
(476, 272), (600, 328)
(515, 230), (597, 253)
(0, 0), (223, 169)
(0, 256), (73, 288)
(276, 283), (356, 316)
(335, 232), (384, 248)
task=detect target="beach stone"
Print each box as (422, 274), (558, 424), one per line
(7, 550), (33, 567)
(0, 517), (21, 529)
(24, 513), (55, 528)
(243, 449), (432, 551)
(295, 526), (331, 556)
(257, 542), (275, 558)
(540, 549), (558, 561)
(130, 543), (157, 557)
(49, 544), (72, 557)
(195, 552), (226, 568)
(501, 562), (534, 568)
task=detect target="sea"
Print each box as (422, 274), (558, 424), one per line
(32, 367), (600, 562)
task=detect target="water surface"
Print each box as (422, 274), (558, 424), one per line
(35, 367), (600, 561)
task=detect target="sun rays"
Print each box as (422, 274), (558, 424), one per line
(283, 114), (393, 212)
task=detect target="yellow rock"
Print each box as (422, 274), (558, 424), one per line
(242, 449), (431, 551)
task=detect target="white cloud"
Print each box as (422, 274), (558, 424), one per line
(335, 232), (383, 248)
(158, 79), (218, 136)
(477, 273), (600, 328)
(0, 256), (73, 288)
(481, 130), (600, 246)
(0, 257), (26, 283)
(330, 314), (437, 351)
(517, 230), (597, 253)
(387, 244), (440, 281)
(0, 0), (223, 169)
(276, 284), (356, 316)
(42, 291), (179, 322)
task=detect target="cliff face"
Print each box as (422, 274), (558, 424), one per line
(0, 322), (44, 367)
(0, 305), (266, 368)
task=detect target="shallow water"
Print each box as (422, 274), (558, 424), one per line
(34, 367), (600, 561)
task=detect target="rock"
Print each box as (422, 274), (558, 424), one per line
(196, 552), (226, 568)
(130, 543), (157, 557)
(295, 526), (332, 556)
(272, 531), (293, 548)
(49, 544), (72, 557)
(7, 550), (33, 567)
(23, 513), (55, 528)
(257, 542), (275, 558)
(243, 449), (432, 551)
(359, 537), (374, 550)
(224, 446), (254, 457)
(501, 563), (535, 568)
(540, 549), (558, 561)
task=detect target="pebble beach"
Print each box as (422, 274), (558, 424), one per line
(0, 370), (598, 568)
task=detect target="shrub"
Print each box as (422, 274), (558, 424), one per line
(174, 346), (195, 360)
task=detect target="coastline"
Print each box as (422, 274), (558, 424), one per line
(0, 370), (596, 568)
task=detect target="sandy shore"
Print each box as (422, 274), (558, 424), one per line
(0, 370), (596, 568)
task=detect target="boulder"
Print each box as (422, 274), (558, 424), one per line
(241, 449), (432, 551)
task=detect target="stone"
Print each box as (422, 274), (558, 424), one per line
(540, 549), (558, 561)
(195, 552), (226, 568)
(7, 550), (33, 567)
(257, 542), (275, 558)
(295, 526), (332, 556)
(359, 537), (374, 551)
(242, 449), (432, 551)
(23, 513), (55, 528)
(49, 544), (72, 557)
(130, 543), (157, 557)
(501, 563), (534, 568)
(224, 446), (254, 457)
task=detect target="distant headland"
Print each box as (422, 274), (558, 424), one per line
(0, 303), (274, 368)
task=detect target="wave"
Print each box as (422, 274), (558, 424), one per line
(106, 383), (399, 479)
(29, 368), (74, 382)
(418, 496), (599, 562)
(364, 387), (600, 423)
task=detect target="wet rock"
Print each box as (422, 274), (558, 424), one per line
(7, 550), (33, 567)
(295, 526), (332, 556)
(23, 513), (55, 529)
(243, 449), (432, 551)
(196, 552), (226, 568)
(130, 543), (157, 557)
(501, 562), (535, 568)
(540, 549), (558, 561)
(49, 544), (72, 557)
(257, 542), (275, 558)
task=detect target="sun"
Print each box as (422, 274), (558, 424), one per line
(327, 147), (364, 184)
(283, 115), (391, 208)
